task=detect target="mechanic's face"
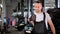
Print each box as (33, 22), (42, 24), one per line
(34, 3), (42, 12)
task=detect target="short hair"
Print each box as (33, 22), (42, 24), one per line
(34, 1), (44, 7)
(35, 1), (42, 4)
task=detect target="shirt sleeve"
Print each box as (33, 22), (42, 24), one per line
(46, 13), (51, 20)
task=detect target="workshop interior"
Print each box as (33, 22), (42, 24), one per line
(0, 0), (60, 34)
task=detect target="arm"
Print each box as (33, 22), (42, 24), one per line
(46, 13), (56, 34)
(28, 13), (35, 26)
(48, 19), (56, 34)
(28, 19), (34, 26)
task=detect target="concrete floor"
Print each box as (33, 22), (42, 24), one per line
(1, 26), (24, 34)
(7, 31), (24, 34)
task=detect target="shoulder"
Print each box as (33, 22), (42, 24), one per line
(44, 12), (51, 20)
(44, 12), (50, 17)
(44, 12), (50, 15)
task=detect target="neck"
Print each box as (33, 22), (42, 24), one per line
(36, 10), (42, 14)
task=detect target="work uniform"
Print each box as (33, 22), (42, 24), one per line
(28, 11), (51, 34)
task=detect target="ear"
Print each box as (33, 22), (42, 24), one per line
(41, 7), (44, 11)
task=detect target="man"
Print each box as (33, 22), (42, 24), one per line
(28, 1), (56, 34)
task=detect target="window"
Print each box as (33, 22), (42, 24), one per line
(44, 0), (55, 12)
(58, 0), (60, 8)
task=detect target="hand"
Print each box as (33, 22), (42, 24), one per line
(30, 21), (34, 26)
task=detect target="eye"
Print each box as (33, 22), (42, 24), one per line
(35, 6), (38, 8)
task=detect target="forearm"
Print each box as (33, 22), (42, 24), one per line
(48, 19), (56, 34)
(28, 19), (34, 26)
(50, 24), (56, 34)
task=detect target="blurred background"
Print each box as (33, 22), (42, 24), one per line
(0, 0), (60, 34)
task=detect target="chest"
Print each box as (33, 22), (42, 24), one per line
(35, 13), (44, 22)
